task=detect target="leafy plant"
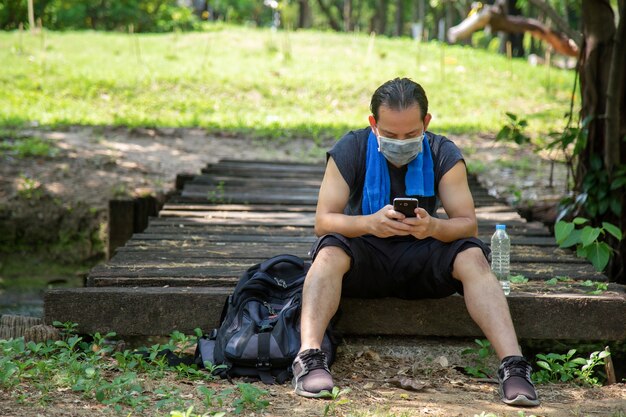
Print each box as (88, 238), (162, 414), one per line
(321, 386), (351, 416)
(496, 112), (531, 146)
(509, 274), (529, 284)
(16, 174), (44, 200)
(232, 383), (269, 414)
(554, 217), (622, 271)
(0, 136), (58, 158)
(533, 348), (610, 386)
(461, 339), (495, 378)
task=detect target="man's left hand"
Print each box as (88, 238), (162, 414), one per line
(400, 207), (436, 239)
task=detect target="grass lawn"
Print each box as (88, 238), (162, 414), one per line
(0, 25), (575, 140)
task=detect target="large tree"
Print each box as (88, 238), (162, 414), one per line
(578, 0), (626, 282)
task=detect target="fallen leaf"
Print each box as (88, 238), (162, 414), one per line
(363, 382), (375, 389)
(388, 377), (428, 391)
(363, 349), (381, 362)
(436, 355), (449, 367)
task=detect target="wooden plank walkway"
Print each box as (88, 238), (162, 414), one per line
(44, 159), (626, 340)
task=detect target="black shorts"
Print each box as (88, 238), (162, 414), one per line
(309, 233), (490, 299)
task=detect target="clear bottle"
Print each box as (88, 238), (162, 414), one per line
(491, 224), (511, 295)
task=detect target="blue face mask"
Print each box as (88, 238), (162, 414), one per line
(376, 130), (425, 166)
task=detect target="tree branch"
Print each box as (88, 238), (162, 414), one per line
(447, 4), (579, 57)
(526, 0), (582, 47)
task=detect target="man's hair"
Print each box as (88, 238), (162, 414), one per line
(370, 78), (428, 122)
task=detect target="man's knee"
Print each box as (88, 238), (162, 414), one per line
(452, 246), (491, 281)
(312, 245), (351, 275)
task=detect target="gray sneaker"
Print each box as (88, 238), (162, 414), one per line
(292, 348), (334, 398)
(498, 356), (540, 407)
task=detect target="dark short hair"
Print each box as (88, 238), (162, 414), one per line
(370, 78), (428, 121)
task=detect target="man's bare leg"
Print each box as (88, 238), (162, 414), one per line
(454, 247), (540, 406)
(299, 246), (350, 351)
(452, 247), (522, 359)
(292, 246), (349, 397)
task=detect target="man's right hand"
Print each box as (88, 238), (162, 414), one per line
(367, 205), (413, 238)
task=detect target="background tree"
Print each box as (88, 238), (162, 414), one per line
(576, 0), (626, 282)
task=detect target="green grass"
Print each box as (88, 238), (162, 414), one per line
(0, 26), (575, 139)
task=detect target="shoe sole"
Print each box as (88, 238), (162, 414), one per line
(292, 377), (333, 399)
(499, 385), (540, 407)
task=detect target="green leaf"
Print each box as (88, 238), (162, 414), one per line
(610, 198), (621, 216)
(560, 228), (582, 249)
(602, 222), (623, 240)
(610, 176), (626, 190)
(572, 217), (589, 225)
(598, 350), (611, 359)
(577, 245), (589, 258)
(505, 112), (517, 121)
(536, 361), (551, 371)
(580, 226), (601, 247)
(587, 242), (611, 272)
(590, 154), (603, 171)
(555, 221), (575, 244)
(545, 278), (558, 285)
(598, 199), (609, 215)
(96, 390), (105, 402)
(570, 358), (587, 365)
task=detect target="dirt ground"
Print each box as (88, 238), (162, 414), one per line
(0, 337), (624, 417)
(2, 127), (623, 416)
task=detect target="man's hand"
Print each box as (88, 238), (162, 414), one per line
(367, 205), (413, 238)
(399, 207), (436, 239)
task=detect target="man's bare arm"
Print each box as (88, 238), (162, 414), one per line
(401, 161), (478, 242)
(314, 157), (412, 238)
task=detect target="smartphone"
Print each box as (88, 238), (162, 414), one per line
(393, 197), (419, 217)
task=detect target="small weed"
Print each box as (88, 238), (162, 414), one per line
(461, 339), (495, 378)
(545, 278), (558, 285)
(509, 275), (529, 284)
(232, 383), (269, 414)
(0, 136), (58, 158)
(207, 181), (227, 203)
(197, 385), (232, 410)
(16, 174), (44, 200)
(321, 386), (351, 416)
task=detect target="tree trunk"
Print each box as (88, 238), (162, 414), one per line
(392, 0), (403, 36)
(503, 0), (525, 57)
(578, 0), (615, 181)
(316, 0), (342, 31)
(298, 0), (313, 28)
(579, 0), (626, 283)
(344, 0), (353, 31)
(373, 0), (389, 35)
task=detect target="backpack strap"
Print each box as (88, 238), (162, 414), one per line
(256, 332), (274, 384)
(259, 254), (304, 273)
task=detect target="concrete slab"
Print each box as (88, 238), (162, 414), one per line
(44, 286), (626, 340)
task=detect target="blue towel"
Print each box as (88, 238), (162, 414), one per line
(362, 130), (434, 215)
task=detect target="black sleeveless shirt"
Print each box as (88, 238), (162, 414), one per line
(327, 127), (465, 216)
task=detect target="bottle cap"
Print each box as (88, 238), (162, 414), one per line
(496, 224), (506, 230)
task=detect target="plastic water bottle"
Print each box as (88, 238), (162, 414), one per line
(491, 224), (511, 295)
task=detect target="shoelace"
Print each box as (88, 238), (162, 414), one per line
(502, 357), (532, 380)
(301, 350), (329, 372)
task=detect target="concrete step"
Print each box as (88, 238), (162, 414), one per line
(44, 283), (626, 340)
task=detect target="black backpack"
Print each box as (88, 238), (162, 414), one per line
(195, 254), (337, 384)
